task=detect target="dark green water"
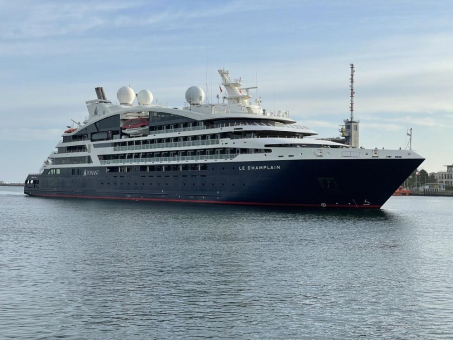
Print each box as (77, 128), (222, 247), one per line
(1, 186), (453, 339)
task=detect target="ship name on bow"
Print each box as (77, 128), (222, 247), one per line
(239, 165), (281, 171)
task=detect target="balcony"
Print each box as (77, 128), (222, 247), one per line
(114, 139), (220, 152)
(100, 153), (238, 165)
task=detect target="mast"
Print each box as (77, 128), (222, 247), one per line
(350, 63), (355, 121)
(406, 128), (412, 150)
(341, 63), (359, 148)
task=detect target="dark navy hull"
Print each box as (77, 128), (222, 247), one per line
(24, 158), (423, 208)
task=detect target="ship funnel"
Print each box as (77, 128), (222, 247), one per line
(95, 87), (108, 100)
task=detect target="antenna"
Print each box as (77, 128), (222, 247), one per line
(406, 128), (412, 150)
(255, 59), (258, 87)
(206, 48), (209, 104)
(350, 63), (355, 121)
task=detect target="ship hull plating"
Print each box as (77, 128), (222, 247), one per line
(24, 158), (423, 208)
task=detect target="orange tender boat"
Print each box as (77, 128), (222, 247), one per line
(393, 186), (410, 196)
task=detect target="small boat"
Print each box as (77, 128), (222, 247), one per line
(64, 127), (77, 134)
(122, 126), (149, 136)
(393, 186), (410, 196)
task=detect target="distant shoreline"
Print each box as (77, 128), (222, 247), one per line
(0, 183), (24, 187)
(409, 192), (453, 197)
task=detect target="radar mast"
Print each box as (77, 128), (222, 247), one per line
(341, 64), (359, 148)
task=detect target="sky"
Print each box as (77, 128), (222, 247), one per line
(1, 0), (452, 182)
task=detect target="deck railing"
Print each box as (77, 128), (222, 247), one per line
(152, 125), (207, 135)
(100, 153), (238, 165)
(114, 139), (220, 152)
(149, 122), (310, 136)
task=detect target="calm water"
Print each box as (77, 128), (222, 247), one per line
(1, 186), (453, 339)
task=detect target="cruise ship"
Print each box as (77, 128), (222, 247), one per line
(24, 69), (424, 208)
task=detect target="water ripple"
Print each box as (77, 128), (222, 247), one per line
(1, 187), (453, 339)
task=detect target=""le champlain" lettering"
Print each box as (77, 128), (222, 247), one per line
(238, 165), (281, 171)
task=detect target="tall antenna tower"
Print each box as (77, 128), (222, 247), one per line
(340, 63), (359, 148)
(406, 128), (412, 150)
(205, 48), (209, 104)
(349, 63), (355, 121)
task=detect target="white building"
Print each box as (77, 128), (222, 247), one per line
(434, 164), (453, 188)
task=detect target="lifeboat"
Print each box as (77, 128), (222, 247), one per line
(122, 118), (149, 136)
(393, 186), (410, 196)
(64, 127), (77, 134)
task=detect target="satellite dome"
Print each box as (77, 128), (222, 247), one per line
(185, 86), (205, 105)
(137, 90), (153, 106)
(117, 86), (135, 105)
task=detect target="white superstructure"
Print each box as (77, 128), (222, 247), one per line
(38, 69), (420, 173)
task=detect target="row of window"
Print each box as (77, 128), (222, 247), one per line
(53, 156), (92, 165)
(100, 148), (269, 161)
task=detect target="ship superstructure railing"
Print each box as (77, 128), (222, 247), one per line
(100, 153), (239, 165)
(151, 121), (310, 135)
(153, 126), (207, 135)
(114, 139), (220, 152)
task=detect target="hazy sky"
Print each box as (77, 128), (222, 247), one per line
(1, 0), (452, 182)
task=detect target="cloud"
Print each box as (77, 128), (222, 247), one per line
(296, 120), (339, 129)
(0, 128), (62, 141)
(0, 0), (285, 40)
(0, 1), (144, 39)
(360, 123), (404, 132)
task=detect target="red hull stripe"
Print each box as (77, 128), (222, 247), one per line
(30, 193), (382, 209)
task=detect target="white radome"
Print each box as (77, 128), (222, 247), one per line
(117, 86), (135, 105)
(185, 86), (205, 105)
(137, 90), (153, 106)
